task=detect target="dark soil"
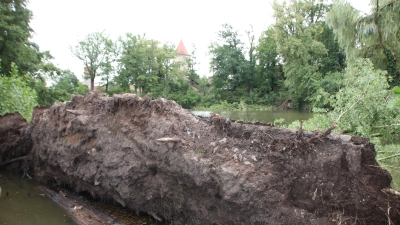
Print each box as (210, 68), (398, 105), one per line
(1, 92), (400, 224)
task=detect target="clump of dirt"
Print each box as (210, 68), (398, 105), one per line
(0, 112), (31, 171)
(1, 92), (400, 224)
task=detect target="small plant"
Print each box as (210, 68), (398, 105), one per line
(196, 147), (205, 154)
(388, 87), (400, 109)
(273, 118), (286, 126)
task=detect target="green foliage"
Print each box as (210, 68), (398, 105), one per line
(206, 24), (285, 107)
(50, 71), (90, 102)
(26, 70), (90, 106)
(71, 32), (117, 91)
(0, 63), (37, 120)
(273, 0), (329, 106)
(316, 25), (347, 75)
(289, 59), (400, 145)
(310, 71), (344, 108)
(255, 27), (285, 95)
(167, 78), (200, 109)
(209, 24), (249, 93)
(327, 0), (400, 86)
(273, 118), (286, 126)
(117, 34), (183, 94)
(115, 34), (202, 108)
(0, 0), (57, 78)
(388, 87), (400, 109)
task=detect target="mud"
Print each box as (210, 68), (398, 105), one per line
(0, 112), (31, 171)
(1, 92), (400, 224)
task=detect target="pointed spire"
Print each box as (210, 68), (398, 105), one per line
(177, 39), (190, 56)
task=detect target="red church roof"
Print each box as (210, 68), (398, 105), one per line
(177, 39), (190, 56)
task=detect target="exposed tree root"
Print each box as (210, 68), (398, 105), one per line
(0, 155), (29, 167)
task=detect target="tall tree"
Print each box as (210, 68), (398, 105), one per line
(326, 0), (400, 86)
(255, 27), (284, 94)
(0, 0), (49, 76)
(209, 24), (248, 102)
(245, 26), (256, 92)
(118, 34), (184, 98)
(117, 34), (146, 92)
(186, 45), (200, 85)
(71, 32), (115, 91)
(273, 0), (329, 107)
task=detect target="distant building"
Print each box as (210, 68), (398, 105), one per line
(175, 39), (190, 70)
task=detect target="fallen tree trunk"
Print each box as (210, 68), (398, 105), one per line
(38, 186), (123, 225)
(2, 92), (400, 224)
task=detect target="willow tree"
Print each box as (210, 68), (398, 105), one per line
(326, 0), (400, 86)
(273, 0), (329, 107)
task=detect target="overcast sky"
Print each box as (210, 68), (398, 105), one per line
(27, 0), (370, 83)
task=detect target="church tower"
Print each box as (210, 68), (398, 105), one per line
(175, 39), (190, 70)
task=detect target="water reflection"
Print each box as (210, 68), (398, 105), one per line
(0, 170), (75, 225)
(191, 109), (313, 124)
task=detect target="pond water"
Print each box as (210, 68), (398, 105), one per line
(191, 109), (313, 124)
(0, 170), (163, 225)
(0, 170), (75, 225)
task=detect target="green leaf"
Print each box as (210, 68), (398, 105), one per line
(393, 87), (400, 96)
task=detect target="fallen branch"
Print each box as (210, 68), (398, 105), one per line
(0, 155), (29, 167)
(373, 124), (400, 129)
(335, 95), (365, 123)
(377, 153), (400, 161)
(66, 109), (84, 115)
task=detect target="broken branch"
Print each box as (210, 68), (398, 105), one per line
(377, 153), (400, 161)
(0, 155), (29, 167)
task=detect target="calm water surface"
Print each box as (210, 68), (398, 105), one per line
(0, 170), (75, 225)
(191, 109), (313, 124)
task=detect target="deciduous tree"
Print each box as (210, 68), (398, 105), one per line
(70, 32), (115, 91)
(273, 0), (329, 107)
(209, 24), (248, 102)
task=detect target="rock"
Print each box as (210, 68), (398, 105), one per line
(233, 153), (238, 162)
(219, 137), (227, 144)
(212, 146), (218, 154)
(243, 161), (254, 167)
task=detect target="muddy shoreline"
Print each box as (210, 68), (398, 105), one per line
(1, 92), (400, 224)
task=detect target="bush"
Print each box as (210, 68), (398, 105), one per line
(0, 63), (37, 121)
